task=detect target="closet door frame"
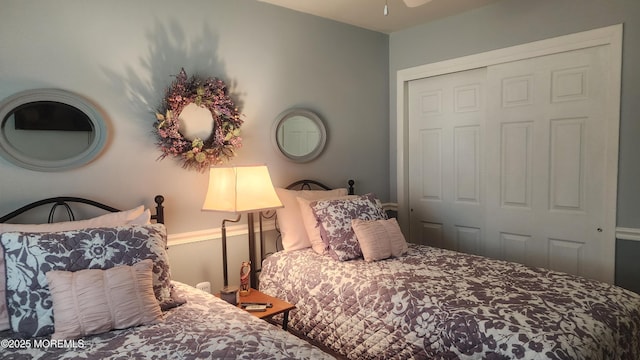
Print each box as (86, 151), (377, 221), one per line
(396, 24), (623, 255)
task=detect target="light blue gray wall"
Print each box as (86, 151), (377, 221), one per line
(389, 0), (640, 292)
(0, 0), (389, 289)
(0, 0), (389, 231)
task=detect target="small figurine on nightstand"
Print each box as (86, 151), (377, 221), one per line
(239, 261), (251, 296)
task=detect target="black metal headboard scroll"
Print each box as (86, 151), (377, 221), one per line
(0, 195), (165, 224)
(152, 195), (165, 224)
(285, 179), (355, 195)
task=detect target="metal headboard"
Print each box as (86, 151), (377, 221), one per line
(0, 195), (165, 224)
(285, 179), (355, 195)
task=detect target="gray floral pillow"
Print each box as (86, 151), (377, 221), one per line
(310, 193), (387, 261)
(0, 224), (176, 338)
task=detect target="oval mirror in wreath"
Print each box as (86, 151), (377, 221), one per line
(0, 89), (108, 172)
(273, 108), (326, 163)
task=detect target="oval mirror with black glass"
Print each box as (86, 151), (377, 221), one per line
(273, 108), (326, 163)
(0, 89), (107, 171)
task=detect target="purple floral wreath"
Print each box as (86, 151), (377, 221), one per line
(154, 68), (243, 172)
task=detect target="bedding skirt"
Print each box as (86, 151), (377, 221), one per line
(260, 244), (640, 359)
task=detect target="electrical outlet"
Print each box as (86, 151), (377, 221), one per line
(195, 281), (211, 294)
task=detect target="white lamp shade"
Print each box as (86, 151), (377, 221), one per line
(202, 165), (283, 213)
(403, 0), (432, 7)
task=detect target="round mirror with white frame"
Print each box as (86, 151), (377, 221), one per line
(0, 89), (107, 172)
(273, 108), (326, 163)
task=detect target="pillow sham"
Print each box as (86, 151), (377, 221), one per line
(275, 187), (348, 252)
(310, 193), (387, 261)
(0, 223), (175, 338)
(0, 205), (146, 332)
(297, 195), (357, 255)
(0, 205), (145, 234)
(352, 218), (408, 262)
(46, 259), (163, 340)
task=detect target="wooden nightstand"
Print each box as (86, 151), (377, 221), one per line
(238, 288), (295, 330)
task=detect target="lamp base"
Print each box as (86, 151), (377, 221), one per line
(220, 286), (239, 305)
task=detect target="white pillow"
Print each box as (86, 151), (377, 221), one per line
(275, 188), (348, 251)
(0, 205), (146, 331)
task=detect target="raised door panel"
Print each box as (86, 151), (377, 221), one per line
(486, 45), (611, 282)
(500, 122), (533, 208)
(409, 68), (486, 252)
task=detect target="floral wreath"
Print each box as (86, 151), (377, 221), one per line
(154, 68), (243, 172)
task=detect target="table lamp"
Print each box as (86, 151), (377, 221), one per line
(202, 165), (283, 301)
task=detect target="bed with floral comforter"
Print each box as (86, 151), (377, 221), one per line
(0, 196), (334, 360)
(0, 281), (334, 360)
(260, 244), (640, 359)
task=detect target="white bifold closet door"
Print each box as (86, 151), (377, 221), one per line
(408, 45), (613, 283)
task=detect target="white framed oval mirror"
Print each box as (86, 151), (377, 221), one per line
(273, 108), (326, 163)
(0, 89), (108, 171)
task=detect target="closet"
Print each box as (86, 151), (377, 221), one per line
(403, 29), (620, 283)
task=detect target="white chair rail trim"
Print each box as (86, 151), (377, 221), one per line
(167, 219), (277, 246)
(167, 223), (640, 246)
(616, 227), (640, 242)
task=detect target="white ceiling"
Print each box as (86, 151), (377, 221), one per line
(257, 0), (502, 34)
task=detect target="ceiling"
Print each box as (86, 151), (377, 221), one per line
(257, 0), (501, 34)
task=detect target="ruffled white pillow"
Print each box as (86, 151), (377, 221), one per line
(352, 218), (408, 262)
(46, 259), (163, 340)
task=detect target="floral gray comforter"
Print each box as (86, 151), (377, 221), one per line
(0, 281), (334, 360)
(260, 244), (640, 359)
